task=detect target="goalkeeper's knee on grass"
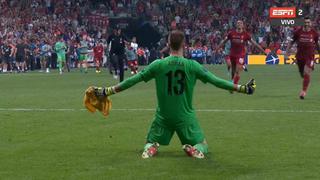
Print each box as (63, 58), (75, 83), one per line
(194, 143), (208, 154)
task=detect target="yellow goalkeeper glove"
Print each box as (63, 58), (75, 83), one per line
(238, 79), (256, 95)
(93, 86), (115, 97)
(83, 86), (112, 117)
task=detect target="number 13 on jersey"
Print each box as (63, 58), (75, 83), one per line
(165, 70), (186, 95)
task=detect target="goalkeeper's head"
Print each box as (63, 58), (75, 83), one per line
(168, 30), (185, 53)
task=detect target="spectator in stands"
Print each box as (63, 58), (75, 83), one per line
(0, 0), (319, 75)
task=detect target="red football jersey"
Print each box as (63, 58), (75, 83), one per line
(293, 28), (319, 60)
(93, 45), (104, 57)
(227, 30), (251, 58)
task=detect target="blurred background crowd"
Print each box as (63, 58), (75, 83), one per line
(0, 0), (319, 72)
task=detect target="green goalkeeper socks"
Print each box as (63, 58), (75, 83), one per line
(194, 143), (208, 154)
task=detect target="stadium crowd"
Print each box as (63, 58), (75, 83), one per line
(151, 0), (320, 63)
(0, 0), (319, 73)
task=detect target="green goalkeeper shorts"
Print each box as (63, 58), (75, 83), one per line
(79, 54), (87, 61)
(146, 118), (205, 146)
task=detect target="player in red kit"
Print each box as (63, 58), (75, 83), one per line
(286, 17), (320, 99)
(216, 20), (266, 85)
(93, 41), (104, 73)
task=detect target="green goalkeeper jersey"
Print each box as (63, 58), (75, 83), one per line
(117, 55), (235, 126)
(55, 41), (66, 54)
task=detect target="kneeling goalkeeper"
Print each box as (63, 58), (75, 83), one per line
(91, 30), (256, 159)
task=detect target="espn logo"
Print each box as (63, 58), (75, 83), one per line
(269, 7), (296, 18)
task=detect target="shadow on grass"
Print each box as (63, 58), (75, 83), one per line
(125, 150), (260, 179)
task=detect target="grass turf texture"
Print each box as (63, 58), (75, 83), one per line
(0, 65), (320, 180)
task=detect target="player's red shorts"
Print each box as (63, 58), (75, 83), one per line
(230, 56), (245, 65)
(128, 60), (138, 66)
(296, 55), (315, 70)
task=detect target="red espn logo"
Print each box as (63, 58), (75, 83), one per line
(269, 7), (296, 18)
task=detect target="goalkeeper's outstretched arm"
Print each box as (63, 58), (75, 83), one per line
(206, 72), (238, 91)
(205, 72), (256, 95)
(195, 63), (255, 95)
(95, 60), (159, 96)
(95, 73), (145, 96)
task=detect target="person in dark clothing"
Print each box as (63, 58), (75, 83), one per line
(149, 47), (159, 64)
(107, 28), (128, 82)
(15, 39), (27, 72)
(26, 41), (37, 71)
(1, 40), (13, 73)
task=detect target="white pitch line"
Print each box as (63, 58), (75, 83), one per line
(0, 108), (320, 113)
(0, 108), (79, 111)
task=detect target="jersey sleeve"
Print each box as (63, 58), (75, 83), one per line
(117, 72), (144, 91)
(139, 59), (159, 82)
(246, 32), (252, 41)
(193, 61), (235, 90)
(117, 60), (159, 91)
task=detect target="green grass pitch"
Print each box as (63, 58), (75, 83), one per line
(1, 65), (320, 180)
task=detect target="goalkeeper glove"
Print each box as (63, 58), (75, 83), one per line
(238, 79), (256, 95)
(93, 86), (115, 97)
